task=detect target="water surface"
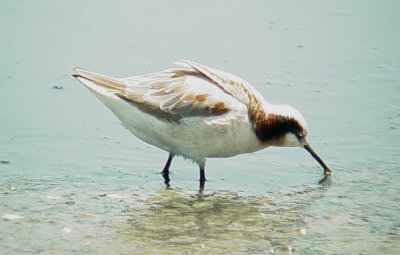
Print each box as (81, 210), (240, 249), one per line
(1, 1), (399, 254)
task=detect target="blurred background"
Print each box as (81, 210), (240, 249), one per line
(1, 1), (399, 254)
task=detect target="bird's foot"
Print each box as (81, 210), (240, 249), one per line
(319, 170), (333, 185)
(161, 171), (170, 187)
(324, 168), (333, 176)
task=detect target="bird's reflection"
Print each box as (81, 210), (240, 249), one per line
(110, 185), (329, 254)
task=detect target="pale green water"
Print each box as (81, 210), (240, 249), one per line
(1, 1), (399, 254)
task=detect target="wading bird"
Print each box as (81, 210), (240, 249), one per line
(72, 60), (332, 189)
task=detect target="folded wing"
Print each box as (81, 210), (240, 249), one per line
(175, 60), (266, 109)
(120, 70), (233, 122)
(73, 64), (244, 123)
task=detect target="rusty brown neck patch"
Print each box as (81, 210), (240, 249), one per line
(251, 110), (303, 143)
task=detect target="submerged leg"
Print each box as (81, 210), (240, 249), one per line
(161, 153), (174, 185)
(199, 161), (206, 192)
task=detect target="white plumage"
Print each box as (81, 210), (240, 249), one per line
(72, 60), (331, 186)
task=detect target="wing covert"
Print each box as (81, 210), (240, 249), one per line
(118, 70), (233, 122)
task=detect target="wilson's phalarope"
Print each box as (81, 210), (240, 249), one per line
(72, 60), (332, 188)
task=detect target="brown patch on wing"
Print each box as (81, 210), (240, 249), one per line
(182, 94), (195, 101)
(170, 69), (204, 78)
(117, 93), (182, 123)
(117, 91), (228, 122)
(226, 79), (240, 87)
(195, 93), (208, 101)
(182, 93), (208, 102)
(212, 102), (228, 115)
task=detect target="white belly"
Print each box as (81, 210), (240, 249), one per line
(95, 92), (265, 163)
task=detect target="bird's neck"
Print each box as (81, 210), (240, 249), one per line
(250, 103), (300, 144)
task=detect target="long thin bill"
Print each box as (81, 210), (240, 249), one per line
(304, 143), (332, 175)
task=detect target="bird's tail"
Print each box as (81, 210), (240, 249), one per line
(71, 66), (126, 92)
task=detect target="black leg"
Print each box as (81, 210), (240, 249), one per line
(200, 168), (206, 182)
(199, 181), (205, 193)
(199, 161), (206, 192)
(161, 153), (174, 185)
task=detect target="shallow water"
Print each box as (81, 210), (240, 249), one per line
(1, 1), (400, 254)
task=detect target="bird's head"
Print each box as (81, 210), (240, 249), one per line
(255, 104), (308, 147)
(253, 104), (332, 176)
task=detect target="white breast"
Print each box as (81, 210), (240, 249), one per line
(106, 95), (265, 163)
